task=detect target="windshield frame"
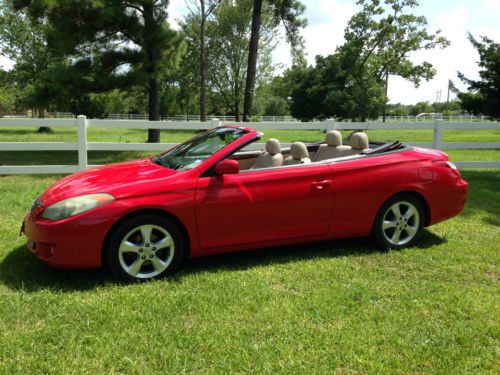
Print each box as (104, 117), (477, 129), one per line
(152, 127), (250, 171)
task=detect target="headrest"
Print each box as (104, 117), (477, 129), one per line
(266, 138), (281, 155)
(326, 130), (342, 146)
(290, 142), (309, 160)
(351, 132), (369, 150)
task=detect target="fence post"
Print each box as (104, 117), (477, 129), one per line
(77, 115), (88, 170)
(211, 117), (221, 128)
(326, 118), (337, 132)
(433, 119), (443, 149)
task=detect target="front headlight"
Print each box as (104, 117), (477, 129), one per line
(41, 193), (115, 221)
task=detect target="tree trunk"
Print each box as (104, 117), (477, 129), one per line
(147, 76), (161, 143)
(383, 70), (389, 123)
(200, 0), (207, 122)
(36, 108), (52, 133)
(235, 100), (240, 122)
(243, 0), (263, 122)
(144, 3), (160, 143)
(234, 80), (240, 122)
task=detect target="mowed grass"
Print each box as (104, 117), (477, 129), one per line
(0, 170), (498, 373)
(1, 127), (499, 165)
(1, 125), (500, 143)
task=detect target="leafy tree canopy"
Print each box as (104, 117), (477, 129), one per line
(14, 0), (185, 141)
(289, 0), (448, 121)
(0, 0), (57, 112)
(458, 33), (500, 118)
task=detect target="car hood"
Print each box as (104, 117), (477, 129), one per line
(39, 159), (179, 206)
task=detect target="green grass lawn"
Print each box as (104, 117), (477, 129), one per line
(1, 127), (499, 166)
(0, 170), (498, 373)
(1, 126), (500, 143)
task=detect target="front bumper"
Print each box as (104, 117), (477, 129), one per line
(22, 211), (109, 268)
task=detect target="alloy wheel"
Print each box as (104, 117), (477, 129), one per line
(118, 224), (175, 279)
(381, 201), (420, 246)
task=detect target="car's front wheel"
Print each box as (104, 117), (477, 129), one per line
(106, 214), (185, 282)
(373, 194), (424, 250)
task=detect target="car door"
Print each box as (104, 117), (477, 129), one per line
(195, 163), (335, 249)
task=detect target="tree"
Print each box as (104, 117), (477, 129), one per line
(0, 0), (57, 131)
(243, 0), (306, 121)
(15, 0), (185, 142)
(0, 70), (18, 115)
(457, 33), (500, 118)
(342, 0), (448, 121)
(185, 0), (222, 122)
(289, 54), (383, 121)
(206, 0), (277, 120)
(409, 101), (433, 116)
(178, 15), (201, 120)
(290, 0), (448, 121)
(180, 0), (278, 119)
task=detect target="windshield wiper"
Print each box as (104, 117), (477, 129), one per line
(152, 156), (178, 170)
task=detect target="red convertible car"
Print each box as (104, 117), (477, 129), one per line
(22, 126), (468, 281)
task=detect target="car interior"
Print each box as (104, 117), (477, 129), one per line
(229, 130), (382, 172)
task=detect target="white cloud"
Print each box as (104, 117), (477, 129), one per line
(388, 4), (477, 104)
(0, 55), (14, 71)
(302, 0), (357, 64)
(482, 0), (500, 10)
(168, 0), (186, 30)
(272, 0), (357, 69)
(274, 1), (500, 105)
(388, 5), (500, 104)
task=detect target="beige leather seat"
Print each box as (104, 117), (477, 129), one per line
(345, 132), (370, 155)
(284, 142), (312, 165)
(251, 138), (283, 169)
(313, 130), (352, 161)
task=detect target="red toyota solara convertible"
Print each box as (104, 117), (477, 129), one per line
(22, 126), (468, 281)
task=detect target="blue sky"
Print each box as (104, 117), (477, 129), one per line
(2, 0), (499, 105)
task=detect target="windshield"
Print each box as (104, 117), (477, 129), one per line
(153, 127), (248, 170)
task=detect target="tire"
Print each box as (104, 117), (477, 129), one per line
(106, 214), (185, 282)
(373, 194), (425, 250)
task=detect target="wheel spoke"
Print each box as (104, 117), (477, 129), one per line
(127, 258), (144, 276)
(405, 225), (417, 237)
(150, 256), (167, 273)
(140, 225), (153, 244)
(390, 203), (402, 218)
(119, 240), (141, 254)
(383, 220), (397, 230)
(404, 206), (416, 220)
(154, 236), (172, 250)
(391, 228), (402, 244)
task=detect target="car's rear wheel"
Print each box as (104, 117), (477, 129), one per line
(373, 194), (424, 250)
(106, 214), (184, 282)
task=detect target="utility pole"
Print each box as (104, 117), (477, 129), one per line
(447, 80), (451, 104)
(435, 89), (442, 104)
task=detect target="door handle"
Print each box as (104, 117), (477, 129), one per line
(312, 180), (331, 190)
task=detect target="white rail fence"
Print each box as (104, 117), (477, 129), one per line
(0, 116), (499, 174)
(3, 112), (498, 122)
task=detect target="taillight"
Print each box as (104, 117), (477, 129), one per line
(433, 160), (461, 176)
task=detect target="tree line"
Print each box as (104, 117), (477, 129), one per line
(0, 0), (499, 142)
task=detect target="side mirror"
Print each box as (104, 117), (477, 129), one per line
(215, 159), (239, 175)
